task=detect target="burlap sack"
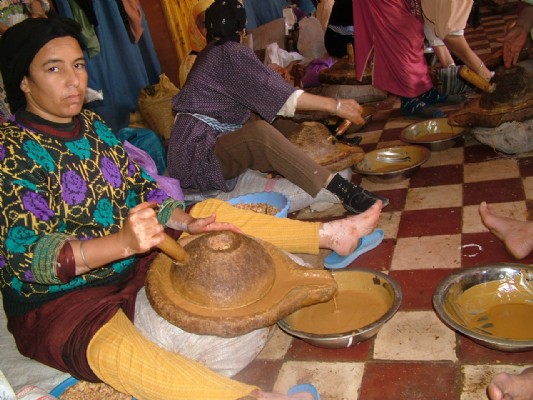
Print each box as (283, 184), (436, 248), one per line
(137, 74), (179, 140)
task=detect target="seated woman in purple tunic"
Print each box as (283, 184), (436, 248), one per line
(167, 0), (388, 215)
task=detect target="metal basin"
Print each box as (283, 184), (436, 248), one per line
(433, 263), (533, 352)
(278, 269), (402, 349)
(353, 145), (430, 183)
(401, 118), (466, 151)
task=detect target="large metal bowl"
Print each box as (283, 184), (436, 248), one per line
(433, 263), (533, 352)
(401, 118), (466, 151)
(353, 145), (430, 183)
(277, 269), (402, 349)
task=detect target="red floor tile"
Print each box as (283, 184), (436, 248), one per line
(378, 188), (408, 212)
(390, 269), (455, 311)
(234, 359), (283, 391)
(349, 238), (395, 272)
(379, 127), (404, 142)
(458, 336), (533, 363)
(359, 362), (458, 400)
(410, 165), (464, 188)
(518, 156), (533, 177)
(285, 337), (372, 362)
(360, 118), (386, 133)
(397, 208), (462, 238)
(464, 143), (501, 163)
(463, 178), (525, 206)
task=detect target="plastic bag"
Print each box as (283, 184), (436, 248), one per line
(301, 57), (334, 88)
(264, 42), (304, 68)
(117, 128), (184, 201)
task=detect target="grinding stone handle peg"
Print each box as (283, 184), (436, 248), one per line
(335, 119), (352, 137)
(347, 43), (354, 65)
(158, 234), (189, 264)
(458, 65), (496, 93)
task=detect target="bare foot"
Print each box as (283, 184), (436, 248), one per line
(318, 201), (382, 256)
(479, 202), (533, 259)
(487, 367), (533, 400)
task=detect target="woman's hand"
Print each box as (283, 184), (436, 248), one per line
(295, 92), (365, 125)
(187, 213), (243, 235)
(497, 20), (530, 68)
(333, 98), (365, 125)
(118, 202), (165, 258)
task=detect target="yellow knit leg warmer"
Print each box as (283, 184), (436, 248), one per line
(87, 310), (257, 400)
(189, 199), (320, 254)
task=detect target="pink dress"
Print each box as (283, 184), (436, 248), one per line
(353, 0), (433, 98)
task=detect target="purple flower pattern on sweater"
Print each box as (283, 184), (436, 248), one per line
(61, 170), (88, 205)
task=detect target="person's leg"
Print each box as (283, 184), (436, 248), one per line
(189, 198), (381, 256)
(214, 120), (387, 213)
(214, 120), (329, 196)
(400, 96), (446, 118)
(87, 309), (257, 400)
(133, 288), (270, 378)
(487, 367), (533, 400)
(479, 201), (533, 259)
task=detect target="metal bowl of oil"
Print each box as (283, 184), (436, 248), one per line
(433, 263), (533, 352)
(401, 118), (466, 151)
(278, 269), (402, 349)
(353, 145), (430, 183)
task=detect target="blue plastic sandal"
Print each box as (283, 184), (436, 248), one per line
(287, 383), (320, 400)
(324, 229), (384, 270)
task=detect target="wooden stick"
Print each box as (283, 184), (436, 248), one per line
(459, 65), (496, 93)
(158, 234), (189, 264)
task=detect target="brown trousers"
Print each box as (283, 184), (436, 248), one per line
(213, 118), (331, 197)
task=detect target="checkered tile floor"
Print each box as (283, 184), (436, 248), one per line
(234, 3), (533, 399)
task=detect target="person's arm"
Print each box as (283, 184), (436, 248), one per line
(498, 3), (533, 67)
(69, 199), (243, 276)
(432, 45), (456, 67)
(443, 34), (493, 80)
(166, 205), (242, 235)
(294, 91), (366, 125)
(69, 202), (165, 275)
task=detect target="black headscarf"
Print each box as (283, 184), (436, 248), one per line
(0, 17), (84, 113)
(205, 0), (247, 45)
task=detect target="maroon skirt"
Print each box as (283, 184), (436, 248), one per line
(6, 252), (157, 382)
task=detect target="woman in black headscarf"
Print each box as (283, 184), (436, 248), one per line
(168, 0), (388, 216)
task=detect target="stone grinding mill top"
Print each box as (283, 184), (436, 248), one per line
(146, 231), (338, 337)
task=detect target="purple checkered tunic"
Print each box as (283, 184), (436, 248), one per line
(167, 41), (296, 191)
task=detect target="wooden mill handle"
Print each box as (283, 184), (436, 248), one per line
(158, 234), (189, 264)
(458, 65), (496, 93)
